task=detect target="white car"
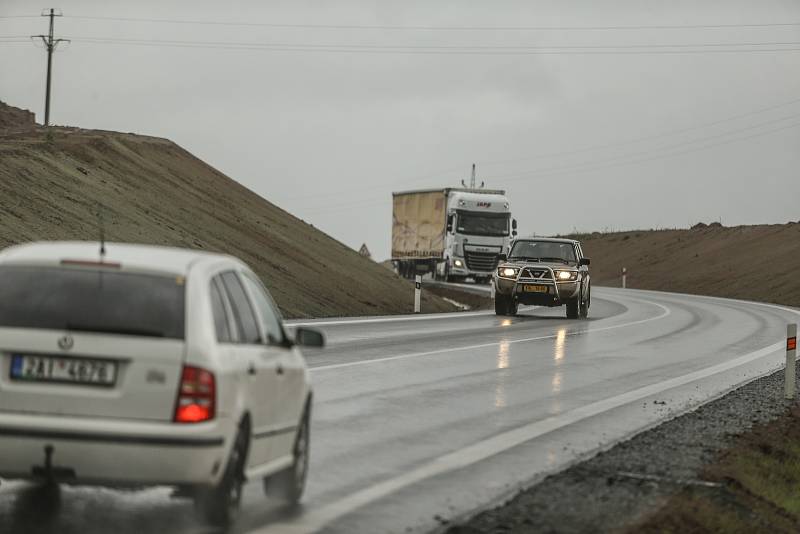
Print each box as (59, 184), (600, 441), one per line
(0, 241), (322, 525)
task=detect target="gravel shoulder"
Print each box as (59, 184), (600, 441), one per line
(448, 364), (799, 534)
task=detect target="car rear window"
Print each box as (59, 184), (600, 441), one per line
(0, 265), (186, 339)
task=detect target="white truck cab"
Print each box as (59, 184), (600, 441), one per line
(440, 189), (515, 283)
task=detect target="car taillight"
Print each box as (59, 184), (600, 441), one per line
(174, 365), (216, 423)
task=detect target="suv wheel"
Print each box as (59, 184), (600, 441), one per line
(494, 294), (509, 315)
(579, 287), (590, 319)
(264, 403), (310, 504)
(566, 298), (579, 319)
(195, 422), (248, 526)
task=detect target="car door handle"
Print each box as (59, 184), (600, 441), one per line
(248, 363), (257, 376)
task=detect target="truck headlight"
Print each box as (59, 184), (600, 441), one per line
(498, 267), (518, 279)
(454, 259), (464, 268)
(556, 270), (578, 281)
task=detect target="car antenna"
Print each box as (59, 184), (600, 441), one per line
(97, 204), (106, 260)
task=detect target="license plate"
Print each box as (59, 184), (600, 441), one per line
(523, 284), (549, 293)
(10, 354), (117, 386)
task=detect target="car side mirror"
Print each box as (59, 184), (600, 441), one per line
(498, 253), (507, 262)
(295, 327), (325, 348)
(579, 258), (591, 266)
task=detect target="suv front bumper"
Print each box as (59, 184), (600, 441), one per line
(495, 268), (580, 306)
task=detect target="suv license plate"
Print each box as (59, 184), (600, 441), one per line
(10, 354), (117, 387)
(523, 285), (549, 293)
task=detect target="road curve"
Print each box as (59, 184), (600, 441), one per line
(1, 288), (798, 534)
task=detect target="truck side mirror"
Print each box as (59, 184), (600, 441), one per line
(512, 219), (517, 230)
(446, 214), (454, 233)
(579, 258), (591, 267)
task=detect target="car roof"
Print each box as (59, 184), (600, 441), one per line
(512, 237), (579, 245)
(0, 241), (239, 276)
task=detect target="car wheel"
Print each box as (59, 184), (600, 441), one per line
(566, 299), (579, 319)
(494, 294), (509, 315)
(196, 421), (248, 527)
(264, 403), (310, 505)
(508, 296), (518, 315)
(579, 287), (590, 319)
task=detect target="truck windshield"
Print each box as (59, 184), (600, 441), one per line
(509, 241), (577, 264)
(456, 211), (509, 237)
(0, 265), (186, 339)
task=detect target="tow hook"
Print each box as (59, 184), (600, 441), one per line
(32, 444), (75, 482)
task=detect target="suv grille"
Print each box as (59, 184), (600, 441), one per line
(522, 268), (552, 279)
(465, 251), (500, 272)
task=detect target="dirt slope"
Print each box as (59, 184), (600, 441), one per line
(0, 124), (454, 318)
(576, 224), (800, 307)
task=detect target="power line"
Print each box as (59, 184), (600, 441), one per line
(475, 95), (800, 171)
(65, 36), (800, 55)
(287, 94), (800, 204)
(297, 110), (800, 214)
(492, 118), (800, 185)
(62, 15), (800, 32)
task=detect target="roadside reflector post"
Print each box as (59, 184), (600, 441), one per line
(414, 275), (422, 314)
(787, 324), (797, 400)
(622, 267), (627, 289)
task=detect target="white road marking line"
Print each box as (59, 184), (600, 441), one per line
(309, 297), (669, 372)
(254, 339), (787, 534)
(287, 309), (493, 327)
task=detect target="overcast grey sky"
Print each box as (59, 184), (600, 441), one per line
(2, 1), (799, 259)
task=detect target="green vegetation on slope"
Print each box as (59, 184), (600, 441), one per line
(630, 406), (800, 533)
(0, 126), (454, 318)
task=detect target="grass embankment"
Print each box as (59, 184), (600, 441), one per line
(630, 406), (800, 533)
(0, 117), (458, 318)
(575, 224), (800, 308)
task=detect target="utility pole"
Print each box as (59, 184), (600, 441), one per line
(32, 9), (68, 127)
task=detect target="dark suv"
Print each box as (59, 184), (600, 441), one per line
(493, 237), (591, 318)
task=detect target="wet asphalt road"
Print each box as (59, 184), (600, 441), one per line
(1, 287), (798, 534)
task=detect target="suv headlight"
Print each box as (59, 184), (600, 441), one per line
(497, 267), (519, 279)
(555, 270), (578, 281)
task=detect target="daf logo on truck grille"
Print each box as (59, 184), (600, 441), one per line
(57, 335), (74, 351)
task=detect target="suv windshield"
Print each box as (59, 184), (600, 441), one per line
(456, 210), (510, 237)
(0, 265), (186, 339)
(509, 241), (577, 264)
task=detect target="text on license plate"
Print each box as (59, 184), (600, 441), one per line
(10, 355), (118, 386)
(523, 284), (549, 293)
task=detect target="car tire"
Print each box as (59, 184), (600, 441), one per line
(195, 421), (249, 527)
(566, 298), (579, 319)
(579, 287), (590, 319)
(264, 403), (311, 505)
(495, 294), (517, 316)
(495, 294), (509, 315)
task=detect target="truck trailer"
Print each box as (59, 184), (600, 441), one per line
(391, 188), (516, 283)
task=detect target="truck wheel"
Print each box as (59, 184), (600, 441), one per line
(566, 299), (579, 319)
